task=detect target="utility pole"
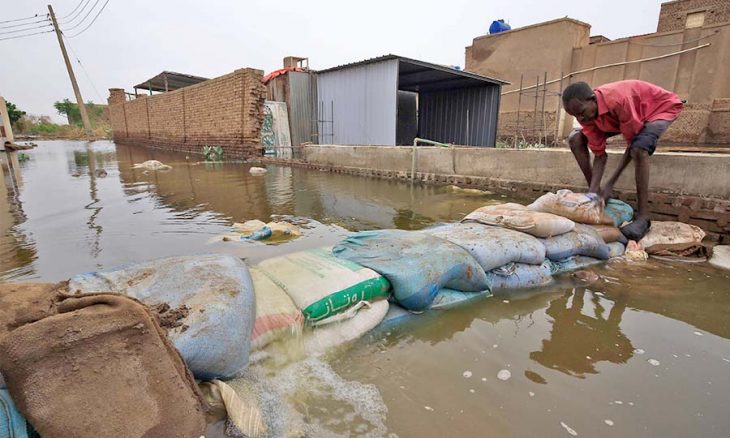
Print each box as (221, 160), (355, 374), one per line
(48, 4), (93, 136)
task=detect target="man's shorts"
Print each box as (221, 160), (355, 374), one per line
(571, 119), (674, 156)
(630, 119), (674, 156)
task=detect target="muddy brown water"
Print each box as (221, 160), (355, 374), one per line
(2, 141), (730, 437)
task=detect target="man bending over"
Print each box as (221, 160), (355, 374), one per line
(562, 80), (683, 240)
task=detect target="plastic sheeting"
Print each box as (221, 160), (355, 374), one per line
(1, 389), (30, 438)
(333, 230), (489, 311)
(421, 223), (545, 271)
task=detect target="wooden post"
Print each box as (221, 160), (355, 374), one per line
(48, 5), (93, 136)
(0, 96), (15, 144)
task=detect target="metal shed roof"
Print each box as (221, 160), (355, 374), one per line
(316, 54), (509, 92)
(133, 71), (209, 92)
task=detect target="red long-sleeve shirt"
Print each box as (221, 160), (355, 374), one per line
(579, 80), (683, 156)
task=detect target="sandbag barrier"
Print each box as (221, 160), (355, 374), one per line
(3, 189), (717, 437)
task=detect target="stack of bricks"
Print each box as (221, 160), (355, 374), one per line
(107, 68), (267, 158)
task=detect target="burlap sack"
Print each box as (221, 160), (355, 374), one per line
(0, 289), (207, 438)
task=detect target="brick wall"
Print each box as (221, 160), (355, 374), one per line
(658, 0), (730, 32)
(108, 68), (266, 158)
(125, 97), (150, 140)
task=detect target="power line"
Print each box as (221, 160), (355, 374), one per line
(0, 17), (49, 30)
(63, 33), (105, 102)
(0, 14), (43, 25)
(0, 29), (54, 42)
(59, 0), (87, 19)
(66, 0), (111, 38)
(58, 0), (93, 25)
(0, 22), (52, 36)
(61, 0), (100, 30)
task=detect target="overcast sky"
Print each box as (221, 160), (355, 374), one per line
(2, 0), (663, 122)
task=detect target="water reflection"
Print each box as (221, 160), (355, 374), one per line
(530, 288), (633, 378)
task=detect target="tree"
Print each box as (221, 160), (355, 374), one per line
(53, 99), (107, 126)
(54, 99), (81, 125)
(5, 100), (26, 125)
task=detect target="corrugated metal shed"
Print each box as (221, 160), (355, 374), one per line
(288, 71), (317, 147)
(316, 59), (399, 145)
(315, 55), (507, 146)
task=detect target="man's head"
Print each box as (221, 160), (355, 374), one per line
(562, 82), (598, 123)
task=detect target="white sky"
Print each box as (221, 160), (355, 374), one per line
(2, 0), (663, 123)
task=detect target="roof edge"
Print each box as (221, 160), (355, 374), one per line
(470, 17), (592, 45)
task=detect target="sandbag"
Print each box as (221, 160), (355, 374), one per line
(591, 224), (628, 244)
(539, 224), (610, 261)
(199, 379), (267, 438)
(250, 267), (304, 351)
(255, 247), (390, 322)
(432, 288), (492, 310)
(303, 299), (389, 354)
(608, 241), (626, 258)
(605, 199), (634, 227)
(528, 190), (634, 227)
(553, 256), (604, 274)
(0, 293), (207, 438)
(68, 254), (255, 379)
(463, 203), (575, 238)
(1, 389), (30, 438)
(709, 245), (730, 271)
(333, 230), (490, 311)
(488, 260), (556, 290)
(0, 283), (61, 340)
(421, 222), (546, 271)
(639, 221), (706, 255)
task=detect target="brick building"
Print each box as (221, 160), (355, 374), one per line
(107, 68), (267, 158)
(657, 0), (730, 32)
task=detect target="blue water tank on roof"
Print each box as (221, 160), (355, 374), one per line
(489, 19), (511, 34)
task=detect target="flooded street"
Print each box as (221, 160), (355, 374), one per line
(3, 140), (730, 437)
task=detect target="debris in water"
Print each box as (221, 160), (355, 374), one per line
(628, 402), (634, 406)
(604, 419), (614, 426)
(693, 331), (703, 336)
(634, 348), (645, 355)
(132, 160), (172, 171)
(502, 300), (510, 304)
(463, 370), (472, 378)
(492, 344), (498, 348)
(723, 358), (730, 363)
(560, 421), (578, 436)
(424, 406), (434, 411)
(614, 401), (623, 405)
(529, 391), (535, 397)
(249, 166), (267, 174)
(648, 359), (661, 366)
(497, 369), (511, 381)
(469, 389), (475, 393)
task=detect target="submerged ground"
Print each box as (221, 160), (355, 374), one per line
(1, 141), (729, 437)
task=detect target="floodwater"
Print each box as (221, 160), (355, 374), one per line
(2, 140), (730, 437)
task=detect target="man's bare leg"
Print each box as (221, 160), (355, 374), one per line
(568, 130), (592, 187)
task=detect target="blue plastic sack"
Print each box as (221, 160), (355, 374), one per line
(608, 242), (626, 258)
(488, 260), (556, 290)
(421, 223), (545, 271)
(553, 256), (604, 274)
(432, 288), (492, 310)
(539, 224), (610, 261)
(605, 199), (634, 227)
(1, 389), (30, 438)
(68, 254), (255, 379)
(333, 230), (490, 311)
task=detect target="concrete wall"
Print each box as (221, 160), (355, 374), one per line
(298, 145), (730, 240)
(108, 68), (266, 157)
(658, 0), (730, 32)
